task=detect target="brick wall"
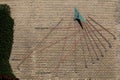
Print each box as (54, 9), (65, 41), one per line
(0, 0), (119, 80)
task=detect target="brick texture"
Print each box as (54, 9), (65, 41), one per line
(0, 0), (119, 80)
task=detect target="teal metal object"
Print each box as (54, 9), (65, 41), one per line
(74, 7), (86, 22)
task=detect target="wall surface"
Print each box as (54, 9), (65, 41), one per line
(0, 0), (119, 80)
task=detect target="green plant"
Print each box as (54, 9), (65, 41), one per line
(0, 4), (19, 80)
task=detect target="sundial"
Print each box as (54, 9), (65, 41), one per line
(0, 0), (119, 80)
(17, 7), (116, 78)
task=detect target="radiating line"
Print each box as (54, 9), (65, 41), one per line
(17, 18), (63, 70)
(86, 19), (107, 52)
(74, 8), (95, 64)
(37, 18), (63, 48)
(87, 19), (112, 48)
(53, 28), (68, 75)
(88, 16), (116, 40)
(85, 22), (104, 58)
(52, 32), (80, 74)
(52, 21), (80, 73)
(52, 37), (67, 75)
(82, 28), (94, 64)
(78, 31), (88, 68)
(17, 30), (79, 70)
(82, 23), (99, 62)
(73, 24), (77, 73)
(74, 21), (88, 68)
(75, 21), (94, 64)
